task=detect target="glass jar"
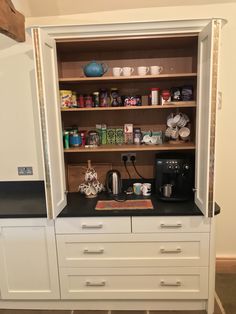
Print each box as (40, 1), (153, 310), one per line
(87, 130), (100, 146)
(110, 88), (122, 107)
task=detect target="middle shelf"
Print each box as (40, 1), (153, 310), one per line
(64, 142), (195, 153)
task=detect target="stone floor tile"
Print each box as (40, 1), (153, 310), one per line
(111, 311), (146, 314)
(0, 310), (70, 314)
(74, 311), (108, 314)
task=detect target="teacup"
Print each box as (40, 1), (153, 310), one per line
(137, 66), (149, 76)
(112, 67), (123, 77)
(141, 183), (151, 196)
(174, 113), (189, 128)
(170, 127), (179, 140)
(179, 127), (190, 141)
(167, 113), (177, 128)
(150, 65), (163, 75)
(133, 183), (142, 195)
(122, 67), (134, 77)
(165, 127), (173, 138)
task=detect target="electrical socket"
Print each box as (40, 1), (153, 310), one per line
(18, 167), (33, 176)
(121, 153), (136, 163)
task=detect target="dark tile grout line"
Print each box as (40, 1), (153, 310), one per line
(215, 292), (226, 314)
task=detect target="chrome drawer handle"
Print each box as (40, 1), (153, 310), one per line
(81, 223), (103, 229)
(85, 280), (106, 287)
(160, 223), (182, 229)
(160, 247), (182, 254)
(83, 248), (104, 254)
(160, 280), (181, 287)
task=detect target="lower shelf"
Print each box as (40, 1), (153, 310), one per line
(64, 142), (195, 153)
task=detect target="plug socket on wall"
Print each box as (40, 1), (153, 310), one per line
(121, 153), (136, 163)
(18, 167), (33, 176)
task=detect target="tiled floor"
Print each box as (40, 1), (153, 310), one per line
(1, 273), (235, 314)
(0, 307), (220, 314)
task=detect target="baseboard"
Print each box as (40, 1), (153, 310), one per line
(216, 257), (236, 273)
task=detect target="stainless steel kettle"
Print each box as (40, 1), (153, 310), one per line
(105, 170), (122, 195)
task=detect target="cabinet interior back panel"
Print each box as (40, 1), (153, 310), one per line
(56, 35), (198, 78)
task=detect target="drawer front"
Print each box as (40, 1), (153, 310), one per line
(57, 233), (209, 267)
(59, 267), (208, 300)
(132, 216), (210, 233)
(55, 217), (131, 234)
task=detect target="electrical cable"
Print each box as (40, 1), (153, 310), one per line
(123, 159), (131, 179)
(131, 159), (147, 180)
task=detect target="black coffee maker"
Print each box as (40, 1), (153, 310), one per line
(155, 153), (194, 201)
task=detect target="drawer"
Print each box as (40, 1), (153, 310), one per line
(59, 267), (208, 300)
(55, 217), (131, 234)
(132, 216), (210, 233)
(56, 233), (209, 267)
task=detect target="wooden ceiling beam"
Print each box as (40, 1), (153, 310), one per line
(0, 0), (25, 42)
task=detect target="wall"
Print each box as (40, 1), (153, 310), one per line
(0, 34), (43, 181)
(1, 2), (235, 256)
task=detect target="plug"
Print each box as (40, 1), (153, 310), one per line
(130, 155), (136, 162)
(122, 154), (128, 162)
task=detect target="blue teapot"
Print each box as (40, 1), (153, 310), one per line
(83, 61), (108, 77)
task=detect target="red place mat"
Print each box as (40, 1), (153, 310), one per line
(95, 199), (154, 211)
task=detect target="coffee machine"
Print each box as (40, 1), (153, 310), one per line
(155, 153), (194, 201)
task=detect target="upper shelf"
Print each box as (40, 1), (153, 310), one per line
(59, 73), (197, 83)
(61, 101), (196, 112)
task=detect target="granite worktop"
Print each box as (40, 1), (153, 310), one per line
(0, 181), (204, 218)
(0, 181), (47, 218)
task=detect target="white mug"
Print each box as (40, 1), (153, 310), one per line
(150, 65), (164, 75)
(133, 183), (142, 195)
(179, 127), (190, 141)
(137, 66), (149, 76)
(112, 67), (123, 77)
(141, 183), (151, 196)
(122, 67), (134, 77)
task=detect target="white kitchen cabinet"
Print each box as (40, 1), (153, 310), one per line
(55, 217), (210, 304)
(32, 19), (223, 220)
(29, 19), (224, 313)
(0, 219), (60, 299)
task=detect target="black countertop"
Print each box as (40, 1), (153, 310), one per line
(59, 192), (203, 217)
(0, 181), (47, 218)
(0, 181), (203, 218)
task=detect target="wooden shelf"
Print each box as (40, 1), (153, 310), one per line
(61, 102), (196, 112)
(64, 142), (195, 153)
(59, 73), (197, 83)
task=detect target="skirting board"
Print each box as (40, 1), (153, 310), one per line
(216, 257), (236, 273)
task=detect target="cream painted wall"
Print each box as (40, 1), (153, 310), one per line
(0, 34), (43, 181)
(25, 3), (236, 256)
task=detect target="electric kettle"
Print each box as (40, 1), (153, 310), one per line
(105, 170), (122, 195)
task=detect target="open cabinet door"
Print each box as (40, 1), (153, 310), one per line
(195, 20), (221, 217)
(32, 28), (67, 219)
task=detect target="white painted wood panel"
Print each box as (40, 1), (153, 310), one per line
(0, 219), (60, 299)
(195, 20), (218, 217)
(55, 217), (131, 234)
(57, 233), (209, 267)
(132, 216), (210, 233)
(32, 28), (67, 219)
(59, 267), (208, 300)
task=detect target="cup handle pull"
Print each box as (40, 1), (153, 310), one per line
(131, 67), (134, 73)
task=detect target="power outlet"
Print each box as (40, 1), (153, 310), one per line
(18, 167), (33, 176)
(121, 153), (136, 163)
